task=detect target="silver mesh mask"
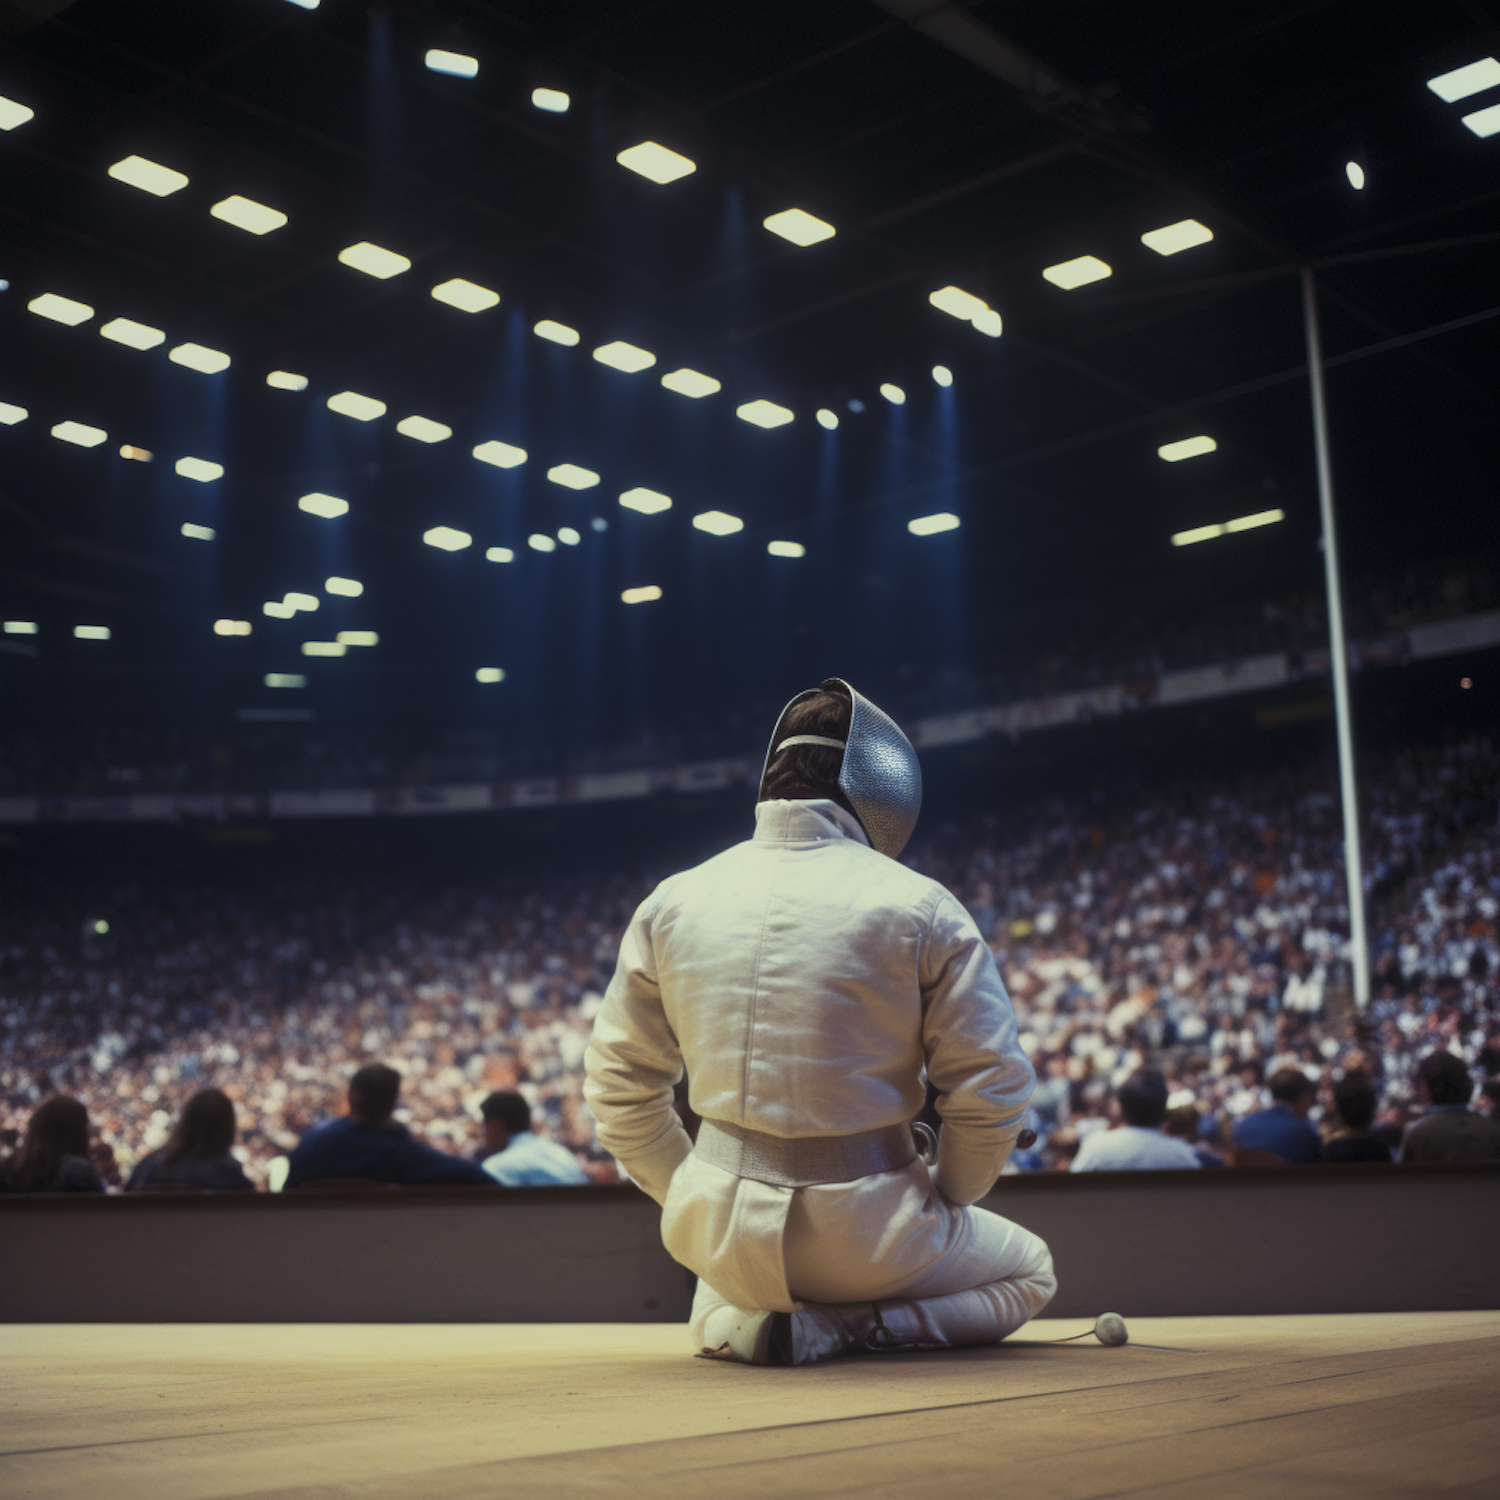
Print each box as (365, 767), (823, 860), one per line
(759, 677), (922, 859)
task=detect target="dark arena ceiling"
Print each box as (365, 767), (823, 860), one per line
(1, 0), (1497, 743)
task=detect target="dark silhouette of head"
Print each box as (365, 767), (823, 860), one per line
(5, 1095), (90, 1192)
(163, 1088), (237, 1162)
(1268, 1067), (1317, 1115)
(480, 1090), (532, 1152)
(1117, 1069), (1170, 1129)
(1418, 1050), (1474, 1107)
(1333, 1071), (1379, 1132)
(348, 1064), (402, 1125)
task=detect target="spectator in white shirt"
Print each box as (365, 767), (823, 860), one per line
(1071, 1070), (1202, 1171)
(479, 1091), (589, 1186)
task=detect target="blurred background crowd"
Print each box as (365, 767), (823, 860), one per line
(3, 727), (1495, 1189)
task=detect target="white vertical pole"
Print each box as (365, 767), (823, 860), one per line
(1300, 267), (1371, 1009)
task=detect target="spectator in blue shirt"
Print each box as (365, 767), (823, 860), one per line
(1231, 1067), (1323, 1163)
(284, 1064), (496, 1189)
(480, 1091), (589, 1186)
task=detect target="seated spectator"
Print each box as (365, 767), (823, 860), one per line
(0, 1096), (105, 1193)
(1400, 1051), (1500, 1163)
(1322, 1071), (1393, 1163)
(125, 1088), (255, 1192)
(1164, 1103), (1227, 1167)
(284, 1064), (496, 1189)
(1231, 1067), (1322, 1163)
(1070, 1070), (1201, 1170)
(480, 1092), (589, 1186)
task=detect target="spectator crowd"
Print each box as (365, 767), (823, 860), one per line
(2, 733), (1497, 1191)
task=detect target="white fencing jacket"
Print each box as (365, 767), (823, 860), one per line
(583, 798), (1035, 1312)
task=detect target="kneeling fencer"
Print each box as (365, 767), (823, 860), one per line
(583, 679), (1055, 1365)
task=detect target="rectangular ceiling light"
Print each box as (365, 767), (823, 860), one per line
(395, 415), (452, 443)
(557, 526), (581, 545)
(210, 195), (287, 234)
(593, 340), (656, 372)
(473, 439), (527, 468)
(425, 49), (478, 78)
(1427, 57), (1500, 101)
(1141, 219), (1214, 256)
(108, 155), (188, 196)
(547, 463), (600, 489)
(265, 673), (307, 688)
(532, 87), (570, 113)
(423, 525), (471, 551)
(213, 619), (252, 636)
(972, 306), (1002, 337)
(302, 640), (346, 657)
(0, 402), (27, 424)
(325, 576), (363, 596)
(337, 630), (378, 647)
(528, 533), (557, 552)
(5, 621), (39, 633)
(1223, 508), (1285, 533)
(337, 241), (411, 279)
(327, 390), (385, 421)
(284, 591), (318, 611)
(661, 368), (720, 398)
(29, 292), (94, 325)
(476, 666), (506, 683)
(1463, 103), (1500, 137)
(929, 285), (988, 321)
(267, 370), (309, 391)
(1172, 508), (1284, 546)
(1158, 435), (1218, 462)
(534, 319), (580, 346)
(175, 456), (223, 481)
(100, 316), (165, 350)
(736, 399), (793, 429)
(620, 487), (671, 515)
(908, 512), (960, 536)
(52, 420), (107, 447)
(74, 624), (111, 640)
(431, 277), (499, 312)
(616, 141), (696, 184)
(0, 95), (35, 131)
(263, 601), (296, 618)
(485, 546), (515, 563)
(621, 585), (662, 604)
(181, 522), (215, 540)
(299, 492), (348, 518)
(763, 208), (835, 246)
(692, 510), (743, 536)
(767, 540), (805, 558)
(120, 445), (153, 460)
(169, 343), (231, 374)
(1042, 255), (1112, 289)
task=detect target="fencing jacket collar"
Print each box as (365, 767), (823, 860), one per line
(753, 797), (871, 849)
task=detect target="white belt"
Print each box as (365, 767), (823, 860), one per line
(694, 1117), (918, 1188)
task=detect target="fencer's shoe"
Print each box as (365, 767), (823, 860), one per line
(698, 1306), (782, 1365)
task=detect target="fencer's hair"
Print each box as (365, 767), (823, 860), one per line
(348, 1063), (402, 1124)
(1267, 1067), (1317, 1106)
(759, 686), (857, 818)
(1117, 1069), (1170, 1128)
(480, 1090), (532, 1136)
(1332, 1070), (1378, 1131)
(162, 1088), (237, 1162)
(1417, 1049), (1474, 1106)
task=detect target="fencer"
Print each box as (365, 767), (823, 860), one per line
(583, 678), (1055, 1365)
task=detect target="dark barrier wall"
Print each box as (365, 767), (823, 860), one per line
(4, 1163), (1498, 1323)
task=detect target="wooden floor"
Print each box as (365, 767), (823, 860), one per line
(3, 1314), (1498, 1500)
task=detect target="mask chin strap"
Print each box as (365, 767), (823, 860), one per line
(774, 735), (846, 755)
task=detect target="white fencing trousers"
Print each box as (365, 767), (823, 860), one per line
(688, 1185), (1056, 1359)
